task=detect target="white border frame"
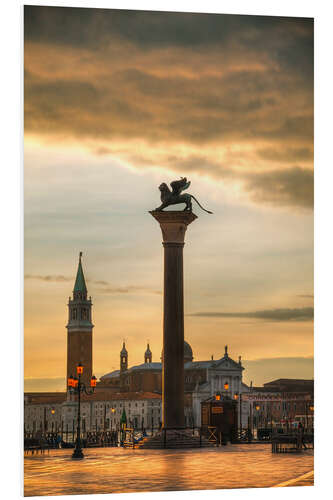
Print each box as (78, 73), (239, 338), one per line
(2, 1), (332, 499)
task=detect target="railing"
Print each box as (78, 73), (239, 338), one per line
(231, 426), (315, 447)
(271, 430), (314, 453)
(24, 430), (120, 450)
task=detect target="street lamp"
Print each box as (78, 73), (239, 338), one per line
(43, 406), (56, 434)
(68, 363), (97, 459)
(224, 382), (229, 391)
(254, 404), (260, 432)
(110, 407), (115, 430)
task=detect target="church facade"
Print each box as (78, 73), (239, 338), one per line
(97, 341), (250, 427)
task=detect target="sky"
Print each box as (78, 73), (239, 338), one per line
(24, 5), (313, 392)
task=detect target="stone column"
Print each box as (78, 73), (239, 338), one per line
(150, 210), (197, 429)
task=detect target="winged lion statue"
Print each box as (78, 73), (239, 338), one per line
(154, 177), (213, 214)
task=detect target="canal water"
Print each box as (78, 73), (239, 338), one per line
(24, 443), (314, 497)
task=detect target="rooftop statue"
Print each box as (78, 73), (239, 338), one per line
(154, 177), (213, 214)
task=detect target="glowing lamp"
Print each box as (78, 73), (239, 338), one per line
(224, 382), (229, 391)
(51, 408), (55, 415)
(309, 405), (314, 412)
(90, 375), (97, 388)
(73, 377), (79, 388)
(234, 393), (239, 400)
(111, 407), (116, 414)
(255, 404), (260, 411)
(68, 375), (74, 388)
(77, 362), (83, 375)
(215, 394), (221, 401)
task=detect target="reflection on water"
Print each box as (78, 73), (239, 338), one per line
(24, 444), (314, 497)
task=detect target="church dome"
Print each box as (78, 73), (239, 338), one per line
(184, 341), (193, 362)
(160, 340), (193, 363)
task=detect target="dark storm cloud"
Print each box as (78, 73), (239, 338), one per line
(24, 67), (311, 144)
(243, 167), (313, 208)
(189, 307), (313, 321)
(24, 6), (313, 54)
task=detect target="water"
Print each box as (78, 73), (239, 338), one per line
(24, 444), (314, 496)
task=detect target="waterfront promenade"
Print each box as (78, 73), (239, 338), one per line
(24, 443), (313, 496)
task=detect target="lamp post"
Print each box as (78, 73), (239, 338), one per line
(110, 407), (115, 431)
(43, 406), (56, 435)
(234, 393), (241, 432)
(68, 362), (97, 459)
(255, 404), (260, 436)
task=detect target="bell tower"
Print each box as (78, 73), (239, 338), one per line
(144, 342), (152, 363)
(66, 252), (93, 388)
(120, 342), (128, 372)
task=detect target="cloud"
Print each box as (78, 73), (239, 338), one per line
(24, 7), (313, 57)
(96, 286), (162, 295)
(243, 167), (313, 209)
(257, 147), (313, 164)
(24, 7), (313, 210)
(25, 275), (162, 295)
(189, 307), (314, 321)
(25, 274), (72, 282)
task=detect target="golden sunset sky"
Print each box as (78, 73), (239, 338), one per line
(24, 6), (313, 391)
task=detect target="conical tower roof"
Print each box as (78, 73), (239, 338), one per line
(121, 341), (128, 355)
(73, 252), (87, 294)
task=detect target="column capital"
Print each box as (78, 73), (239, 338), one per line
(150, 210), (197, 244)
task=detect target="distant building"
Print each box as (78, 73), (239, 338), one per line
(261, 378), (314, 394)
(98, 343), (249, 428)
(24, 392), (161, 434)
(243, 378), (314, 429)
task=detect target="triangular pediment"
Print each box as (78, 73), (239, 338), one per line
(214, 356), (244, 370)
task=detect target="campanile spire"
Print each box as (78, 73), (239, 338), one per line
(73, 251), (87, 299)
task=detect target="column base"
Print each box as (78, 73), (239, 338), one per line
(137, 428), (213, 449)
